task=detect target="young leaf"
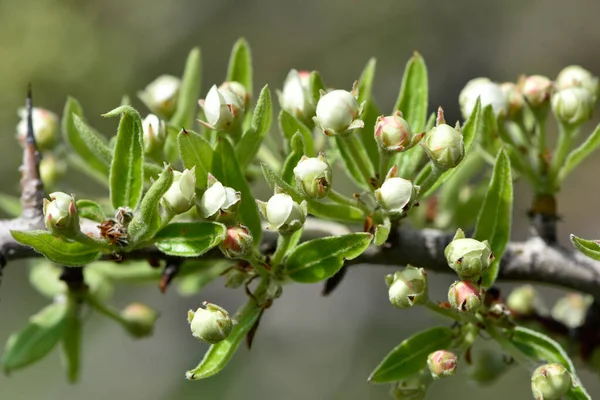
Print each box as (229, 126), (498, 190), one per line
(333, 136), (371, 190)
(420, 98), (483, 198)
(309, 71), (326, 106)
(356, 58), (380, 168)
(393, 52), (428, 133)
(11, 231), (101, 266)
(278, 109), (315, 156)
(236, 85), (273, 167)
(374, 217), (391, 246)
(0, 193), (22, 217)
(61, 300), (81, 383)
(104, 106), (144, 209)
(226, 38), (253, 95)
(178, 129), (213, 188)
(155, 222), (227, 257)
(368, 327), (453, 383)
(212, 138), (262, 245)
(76, 199), (106, 222)
(570, 235), (600, 261)
(474, 148), (513, 287)
(73, 114), (112, 167)
(163, 125), (181, 165)
(170, 47), (202, 129)
(128, 165), (174, 244)
(186, 300), (262, 380)
(285, 233), (372, 283)
(281, 132), (305, 184)
(1, 302), (67, 373)
(61, 97), (109, 176)
(510, 327), (590, 400)
(559, 123), (600, 184)
(177, 261), (231, 296)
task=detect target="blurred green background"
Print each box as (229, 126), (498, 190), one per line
(1, 0), (600, 399)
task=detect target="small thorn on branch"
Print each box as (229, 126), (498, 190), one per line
(159, 260), (181, 293)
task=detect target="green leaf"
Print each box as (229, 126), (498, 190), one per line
(178, 129), (213, 188)
(61, 97), (109, 176)
(393, 52), (428, 132)
(1, 303), (67, 373)
(571, 235), (600, 261)
(177, 260), (231, 296)
(29, 262), (66, 298)
(128, 165), (174, 244)
(420, 98), (483, 198)
(398, 112), (435, 179)
(0, 193), (21, 217)
(374, 217), (391, 246)
(212, 138), (262, 245)
(285, 233), (372, 283)
(186, 300), (262, 380)
(368, 327), (453, 383)
(281, 132), (305, 184)
(61, 300), (81, 383)
(309, 71), (326, 106)
(333, 136), (370, 189)
(473, 148), (513, 287)
(73, 114), (112, 167)
(226, 38), (253, 95)
(163, 125), (180, 164)
(12, 231), (101, 266)
(105, 106), (144, 209)
(356, 58), (380, 168)
(170, 47), (202, 129)
(154, 222), (226, 257)
(76, 199), (106, 222)
(510, 326), (590, 400)
(236, 85), (273, 167)
(278, 110), (315, 157)
(559, 123), (600, 184)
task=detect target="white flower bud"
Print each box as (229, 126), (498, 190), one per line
(198, 175), (240, 222)
(556, 65), (599, 99)
(375, 176), (418, 215)
(313, 89), (364, 136)
(199, 85), (245, 131)
(43, 192), (80, 236)
(444, 230), (494, 279)
(531, 364), (571, 400)
(219, 81), (251, 110)
(279, 69), (315, 122)
(521, 75), (554, 107)
(374, 112), (423, 153)
(161, 168), (196, 215)
(551, 87), (594, 126)
(459, 78), (507, 120)
(187, 302), (233, 344)
(421, 124), (464, 170)
(499, 82), (525, 118)
(141, 114), (166, 155)
(385, 266), (428, 308)
(293, 154), (332, 199)
(138, 75), (180, 118)
(16, 107), (59, 151)
(258, 193), (307, 233)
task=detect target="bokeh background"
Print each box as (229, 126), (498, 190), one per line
(1, 0), (600, 399)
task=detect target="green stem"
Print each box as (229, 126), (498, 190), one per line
(378, 151), (392, 185)
(549, 123), (578, 191)
(343, 133), (376, 189)
(270, 233), (294, 273)
(246, 251), (271, 278)
(71, 231), (109, 250)
(328, 189), (370, 215)
(85, 293), (129, 328)
(424, 300), (462, 322)
(483, 321), (535, 369)
(416, 164), (444, 198)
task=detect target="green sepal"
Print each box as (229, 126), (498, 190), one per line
(170, 47), (202, 130)
(278, 109), (315, 157)
(178, 129), (213, 189)
(11, 230), (101, 266)
(285, 233), (372, 283)
(154, 221), (227, 257)
(236, 85), (272, 167)
(226, 38), (253, 95)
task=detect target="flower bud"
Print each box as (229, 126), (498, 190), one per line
(138, 75), (180, 118)
(39, 155), (66, 189)
(374, 112), (419, 153)
(531, 363), (571, 400)
(506, 285), (542, 316)
(551, 293), (593, 329)
(556, 65), (599, 99)
(551, 87), (594, 126)
(521, 75), (554, 107)
(444, 231), (494, 279)
(375, 173), (419, 216)
(421, 124), (464, 170)
(459, 78), (508, 120)
(198, 174), (240, 222)
(448, 280), (483, 312)
(16, 107), (59, 151)
(187, 301), (233, 344)
(161, 168), (196, 215)
(389, 373), (429, 400)
(219, 225), (253, 258)
(219, 81), (251, 110)
(293, 153), (332, 199)
(199, 85), (245, 131)
(313, 89), (364, 136)
(467, 348), (510, 385)
(257, 193), (307, 233)
(43, 192), (80, 236)
(500, 82), (525, 118)
(279, 69), (316, 122)
(120, 303), (159, 338)
(427, 350), (457, 379)
(141, 114), (166, 155)
(385, 266), (428, 308)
